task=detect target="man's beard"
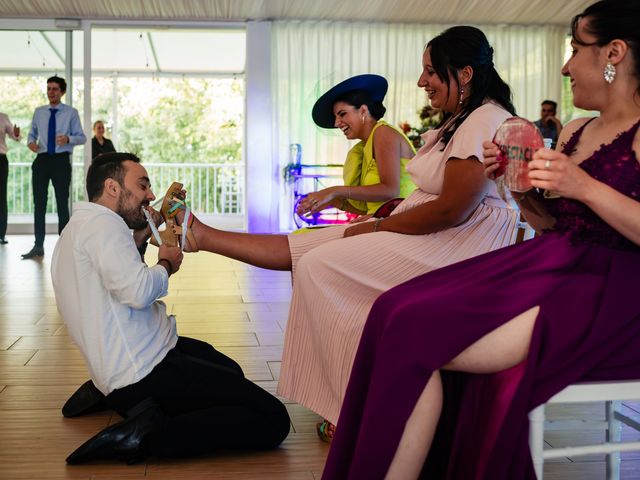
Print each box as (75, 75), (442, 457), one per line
(116, 188), (147, 230)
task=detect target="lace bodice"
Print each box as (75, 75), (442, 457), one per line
(545, 118), (640, 251)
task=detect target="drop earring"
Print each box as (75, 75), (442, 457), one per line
(459, 87), (465, 105)
(361, 114), (365, 125)
(604, 62), (616, 84)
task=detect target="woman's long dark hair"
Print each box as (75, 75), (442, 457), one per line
(427, 26), (516, 145)
(572, 0), (640, 96)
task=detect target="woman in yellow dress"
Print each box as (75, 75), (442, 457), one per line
(297, 74), (416, 219)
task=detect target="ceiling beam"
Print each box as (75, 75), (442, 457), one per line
(39, 31), (64, 64)
(145, 32), (161, 73)
(0, 69), (243, 78)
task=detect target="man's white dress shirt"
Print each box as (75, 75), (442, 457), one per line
(52, 202), (177, 395)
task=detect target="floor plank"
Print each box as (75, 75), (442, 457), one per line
(0, 349), (37, 366)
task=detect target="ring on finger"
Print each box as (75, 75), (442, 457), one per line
(544, 159), (552, 170)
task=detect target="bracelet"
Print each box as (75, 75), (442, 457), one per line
(373, 217), (383, 232)
(347, 186), (351, 199)
(158, 258), (173, 275)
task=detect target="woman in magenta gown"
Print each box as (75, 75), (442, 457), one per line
(322, 1), (640, 478)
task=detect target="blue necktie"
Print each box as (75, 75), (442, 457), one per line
(47, 108), (57, 154)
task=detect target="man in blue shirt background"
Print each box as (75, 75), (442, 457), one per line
(23, 75), (86, 259)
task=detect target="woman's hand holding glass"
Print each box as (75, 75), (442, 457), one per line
(483, 140), (593, 202)
(528, 149), (593, 202)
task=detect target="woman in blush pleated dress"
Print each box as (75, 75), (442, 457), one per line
(175, 25), (520, 442)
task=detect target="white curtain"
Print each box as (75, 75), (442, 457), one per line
(271, 20), (567, 230)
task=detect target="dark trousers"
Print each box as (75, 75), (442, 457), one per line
(32, 152), (71, 247)
(106, 336), (291, 458)
(0, 154), (7, 239)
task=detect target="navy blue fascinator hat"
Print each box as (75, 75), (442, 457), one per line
(312, 74), (388, 128)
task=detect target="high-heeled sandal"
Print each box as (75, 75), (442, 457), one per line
(150, 182), (199, 252)
(316, 419), (335, 443)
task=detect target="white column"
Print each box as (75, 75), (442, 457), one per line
(64, 30), (74, 213)
(65, 31), (73, 106)
(83, 21), (92, 199)
(112, 75), (119, 148)
(245, 21), (279, 233)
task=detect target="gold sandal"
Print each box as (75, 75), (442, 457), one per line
(316, 419), (335, 443)
(150, 182), (199, 252)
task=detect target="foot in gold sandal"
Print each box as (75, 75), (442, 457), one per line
(150, 182), (199, 251)
(149, 182), (183, 248)
(316, 419), (335, 443)
(168, 194), (199, 253)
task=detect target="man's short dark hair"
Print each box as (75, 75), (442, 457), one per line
(541, 100), (558, 111)
(47, 75), (67, 94)
(86, 152), (141, 201)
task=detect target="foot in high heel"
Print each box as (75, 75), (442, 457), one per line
(167, 191), (201, 253)
(149, 182), (199, 252)
(316, 419), (336, 443)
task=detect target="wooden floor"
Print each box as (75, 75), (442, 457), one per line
(0, 234), (638, 479)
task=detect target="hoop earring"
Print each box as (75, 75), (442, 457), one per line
(604, 62), (616, 84)
(459, 87), (465, 105)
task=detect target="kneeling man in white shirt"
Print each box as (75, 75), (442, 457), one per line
(52, 152), (290, 464)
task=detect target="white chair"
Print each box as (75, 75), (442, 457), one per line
(529, 379), (640, 479)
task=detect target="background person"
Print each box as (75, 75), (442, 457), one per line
(534, 99), (563, 148)
(0, 111), (21, 244)
(23, 75), (86, 259)
(91, 120), (116, 160)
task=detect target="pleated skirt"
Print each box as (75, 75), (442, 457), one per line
(277, 190), (519, 422)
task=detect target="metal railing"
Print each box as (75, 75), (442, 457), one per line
(7, 162), (245, 215)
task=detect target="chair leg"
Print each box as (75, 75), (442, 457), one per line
(529, 404), (545, 479)
(606, 400), (622, 480)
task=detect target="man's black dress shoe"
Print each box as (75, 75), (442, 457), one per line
(62, 380), (108, 418)
(66, 400), (161, 465)
(21, 246), (44, 259)
(0, 237), (7, 244)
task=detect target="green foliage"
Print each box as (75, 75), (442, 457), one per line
(109, 77), (243, 165)
(399, 105), (442, 148)
(0, 75), (244, 214)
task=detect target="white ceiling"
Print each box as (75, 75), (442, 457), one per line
(0, 0), (593, 26)
(0, 0), (592, 77)
(0, 29), (246, 76)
